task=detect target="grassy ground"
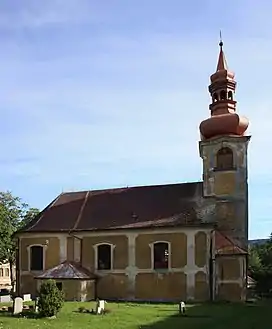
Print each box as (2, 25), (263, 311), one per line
(0, 300), (270, 329)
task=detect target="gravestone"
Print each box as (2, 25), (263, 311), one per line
(0, 295), (11, 303)
(95, 299), (105, 315)
(35, 297), (39, 313)
(179, 301), (186, 315)
(13, 297), (23, 315)
(23, 294), (32, 302)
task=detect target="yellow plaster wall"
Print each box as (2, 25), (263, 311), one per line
(135, 233), (187, 269)
(96, 274), (128, 299)
(81, 235), (128, 270)
(217, 282), (242, 301)
(195, 232), (207, 267)
(20, 237), (60, 271)
(194, 271), (209, 301)
(135, 272), (186, 300)
(21, 274), (37, 296)
(67, 237), (74, 261)
(217, 257), (241, 280)
(214, 172), (236, 196)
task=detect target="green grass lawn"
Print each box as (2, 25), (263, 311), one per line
(0, 300), (270, 329)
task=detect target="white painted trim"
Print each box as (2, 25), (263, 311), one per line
(149, 241), (171, 270)
(186, 231), (196, 300)
(21, 267), (208, 276)
(27, 244), (48, 272)
(19, 227), (212, 239)
(125, 233), (138, 298)
(93, 243), (116, 271)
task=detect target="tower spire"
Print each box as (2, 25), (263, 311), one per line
(199, 39), (249, 140)
(216, 31), (228, 71)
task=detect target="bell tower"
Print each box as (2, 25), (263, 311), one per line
(199, 39), (250, 248)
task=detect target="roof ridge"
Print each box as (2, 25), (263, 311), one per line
(62, 181), (203, 195)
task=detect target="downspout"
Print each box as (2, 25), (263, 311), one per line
(68, 232), (83, 266)
(67, 191), (89, 267)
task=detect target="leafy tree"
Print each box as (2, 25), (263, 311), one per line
(249, 235), (272, 295)
(248, 247), (262, 273)
(0, 191), (39, 291)
(21, 207), (40, 229)
(38, 280), (64, 317)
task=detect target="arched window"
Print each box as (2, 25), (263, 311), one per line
(216, 147), (234, 170)
(213, 93), (218, 102)
(30, 245), (44, 271)
(0, 268), (3, 277)
(228, 91), (233, 100)
(153, 242), (169, 270)
(220, 90), (226, 100)
(5, 268), (9, 277)
(97, 244), (112, 270)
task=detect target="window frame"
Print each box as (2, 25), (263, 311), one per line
(215, 147), (235, 171)
(149, 241), (171, 271)
(5, 268), (9, 277)
(27, 244), (47, 272)
(93, 243), (115, 271)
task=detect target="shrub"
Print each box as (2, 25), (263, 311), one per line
(37, 280), (64, 317)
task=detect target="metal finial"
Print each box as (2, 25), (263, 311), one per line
(219, 30), (223, 47)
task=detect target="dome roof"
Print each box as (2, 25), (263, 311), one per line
(199, 113), (249, 140)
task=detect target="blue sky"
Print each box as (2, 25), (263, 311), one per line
(0, 0), (271, 239)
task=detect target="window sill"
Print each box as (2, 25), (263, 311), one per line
(153, 268), (169, 273)
(213, 167), (236, 172)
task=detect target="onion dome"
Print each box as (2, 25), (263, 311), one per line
(199, 39), (249, 140)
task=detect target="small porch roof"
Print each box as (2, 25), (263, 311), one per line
(35, 261), (97, 280)
(215, 231), (247, 256)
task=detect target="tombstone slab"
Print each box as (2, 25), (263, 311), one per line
(23, 294), (32, 302)
(13, 297), (23, 315)
(95, 299), (106, 315)
(0, 295), (11, 303)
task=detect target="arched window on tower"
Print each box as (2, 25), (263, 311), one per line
(220, 90), (226, 100)
(216, 147), (234, 170)
(228, 91), (233, 100)
(213, 93), (218, 102)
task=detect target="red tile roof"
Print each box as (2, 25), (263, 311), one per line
(20, 182), (215, 233)
(215, 231), (247, 255)
(35, 261), (96, 280)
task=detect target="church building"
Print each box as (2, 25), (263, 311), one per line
(15, 41), (250, 302)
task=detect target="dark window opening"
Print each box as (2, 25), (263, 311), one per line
(153, 242), (169, 270)
(97, 244), (111, 270)
(220, 90), (226, 100)
(216, 147), (234, 170)
(30, 246), (43, 271)
(213, 93), (218, 102)
(56, 282), (63, 291)
(228, 90), (233, 100)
